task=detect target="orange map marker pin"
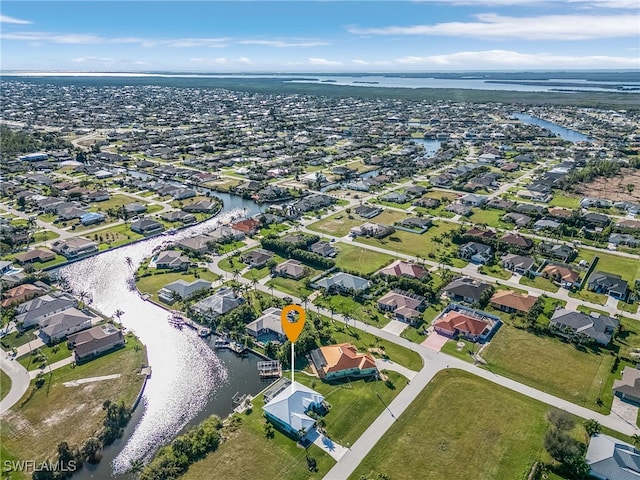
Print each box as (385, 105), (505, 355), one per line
(281, 304), (306, 342)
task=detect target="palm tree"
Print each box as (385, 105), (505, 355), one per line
(78, 290), (89, 307)
(632, 434), (640, 449)
(113, 309), (124, 325)
(583, 418), (601, 438)
(125, 256), (133, 271)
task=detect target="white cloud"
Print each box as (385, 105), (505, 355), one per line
(71, 56), (114, 64)
(236, 57), (252, 64)
(348, 13), (639, 40)
(352, 59), (393, 66)
(413, 0), (639, 6)
(307, 57), (342, 66)
(0, 15), (32, 25)
(394, 50), (640, 68)
(238, 40), (330, 47)
(1, 32), (141, 44)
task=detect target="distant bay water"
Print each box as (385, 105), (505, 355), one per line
(4, 71), (639, 93)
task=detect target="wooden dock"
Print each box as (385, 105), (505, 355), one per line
(257, 360), (282, 378)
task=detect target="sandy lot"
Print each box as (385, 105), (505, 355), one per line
(575, 168), (640, 203)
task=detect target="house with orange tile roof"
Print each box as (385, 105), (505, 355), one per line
(541, 264), (581, 289)
(432, 304), (501, 342)
(231, 217), (261, 236)
(1, 283), (47, 308)
(309, 342), (378, 380)
(490, 290), (538, 314)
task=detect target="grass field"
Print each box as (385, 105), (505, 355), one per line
(568, 289), (608, 306)
(88, 223), (145, 248)
(478, 264), (513, 280)
(0, 369), (11, 401)
(181, 372), (406, 480)
(266, 275), (314, 299)
(468, 208), (512, 229)
(307, 213), (363, 237)
(314, 294), (390, 327)
(87, 194), (146, 212)
(355, 221), (467, 268)
(1, 337), (147, 468)
(482, 325), (615, 413)
(0, 329), (37, 350)
(18, 342), (74, 370)
(136, 269), (221, 303)
(576, 248), (640, 282)
(618, 300), (639, 314)
(333, 243), (395, 275)
(350, 370), (552, 480)
(519, 275), (560, 293)
(548, 193), (581, 209)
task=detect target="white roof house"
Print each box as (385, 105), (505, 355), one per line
(245, 307), (284, 339)
(586, 433), (640, 480)
(262, 380), (324, 436)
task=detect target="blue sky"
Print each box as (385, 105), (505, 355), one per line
(1, 1), (639, 72)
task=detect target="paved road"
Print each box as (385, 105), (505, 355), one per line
(0, 353), (30, 415)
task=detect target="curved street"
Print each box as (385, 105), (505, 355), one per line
(0, 353), (30, 415)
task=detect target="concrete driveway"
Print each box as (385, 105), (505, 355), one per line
(381, 320), (409, 336)
(611, 396), (639, 427)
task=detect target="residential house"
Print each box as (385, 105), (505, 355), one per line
(158, 279), (212, 304)
(262, 378), (325, 439)
(1, 283), (47, 308)
(412, 197), (440, 209)
(487, 198), (515, 210)
(183, 200), (218, 213)
(350, 222), (394, 239)
(14, 248), (56, 264)
(533, 218), (562, 231)
(245, 307), (285, 343)
(86, 190), (110, 202)
(588, 271), (629, 300)
(542, 264), (581, 289)
(354, 205), (382, 219)
(130, 218), (164, 236)
(612, 367), (640, 405)
(241, 249), (274, 268)
(161, 211), (197, 224)
(586, 434), (640, 480)
(500, 232), (533, 250)
(67, 324), (125, 361)
(609, 233), (640, 248)
(123, 202), (147, 215)
(515, 203), (547, 216)
(432, 305), (501, 342)
(378, 260), (429, 280)
(548, 207), (574, 220)
(231, 218), (261, 236)
(15, 293), (77, 328)
(397, 217), (432, 232)
(39, 307), (95, 343)
(176, 235), (212, 254)
(191, 287), (244, 319)
(446, 203), (472, 216)
(501, 254), (535, 275)
(460, 193), (488, 207)
(51, 237), (99, 259)
(80, 212), (105, 226)
(274, 259), (306, 280)
(459, 242), (493, 264)
(538, 242), (576, 262)
(405, 185), (427, 197)
(380, 192), (408, 204)
(617, 219), (640, 231)
(465, 227), (497, 241)
(490, 290), (538, 314)
(154, 250), (191, 270)
(310, 241), (336, 258)
(549, 308), (619, 345)
(582, 212), (611, 230)
(207, 226), (245, 243)
(377, 289), (426, 325)
(310, 343), (377, 380)
(502, 212), (532, 227)
(316, 272), (370, 294)
(442, 277), (492, 305)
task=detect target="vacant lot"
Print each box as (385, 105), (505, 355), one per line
(574, 168), (640, 204)
(0, 370), (11, 401)
(350, 370), (551, 480)
(1, 338), (147, 466)
(482, 325), (614, 413)
(308, 212), (363, 237)
(575, 248), (640, 283)
(333, 243), (395, 275)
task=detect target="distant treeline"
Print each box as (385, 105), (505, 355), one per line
(0, 126), (72, 156)
(3, 76), (638, 110)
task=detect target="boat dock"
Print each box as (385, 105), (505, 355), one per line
(257, 360), (282, 378)
(168, 311), (211, 336)
(213, 337), (248, 355)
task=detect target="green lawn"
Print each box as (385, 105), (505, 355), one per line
(618, 300), (638, 314)
(136, 268), (221, 303)
(314, 294), (390, 327)
(519, 275), (560, 293)
(308, 213), (364, 237)
(333, 242), (395, 275)
(18, 342), (74, 370)
(1, 336), (147, 467)
(482, 325), (615, 413)
(575, 248), (640, 282)
(614, 316), (640, 361)
(266, 276), (314, 299)
(355, 221), (467, 268)
(87, 194), (146, 212)
(0, 329), (37, 350)
(440, 339), (476, 363)
(88, 223), (145, 248)
(568, 289), (608, 306)
(31, 229), (60, 242)
(468, 208), (512, 229)
(548, 193), (580, 209)
(478, 264), (513, 280)
(0, 369), (11, 401)
(350, 370), (552, 480)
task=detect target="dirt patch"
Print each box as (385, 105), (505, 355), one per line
(42, 403), (87, 428)
(575, 168), (640, 203)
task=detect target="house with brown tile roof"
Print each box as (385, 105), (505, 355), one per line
(309, 343), (377, 380)
(14, 248), (56, 264)
(377, 260), (429, 280)
(542, 264), (581, 289)
(231, 217), (261, 236)
(1, 283), (47, 308)
(274, 259), (306, 280)
(490, 290), (538, 314)
(500, 232), (533, 250)
(377, 289), (426, 326)
(432, 305), (501, 342)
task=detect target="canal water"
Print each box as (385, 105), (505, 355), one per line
(513, 113), (594, 143)
(57, 197), (268, 479)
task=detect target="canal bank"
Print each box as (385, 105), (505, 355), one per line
(50, 195), (266, 478)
